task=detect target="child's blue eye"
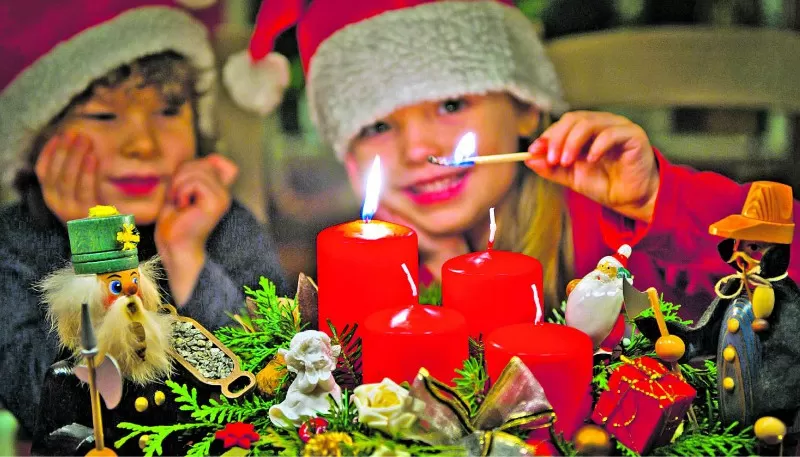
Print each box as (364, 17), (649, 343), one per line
(109, 280), (123, 295)
(358, 121), (391, 138)
(438, 98), (467, 114)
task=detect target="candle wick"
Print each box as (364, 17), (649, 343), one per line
(488, 207), (497, 251)
(401, 263), (418, 298)
(532, 284), (543, 324)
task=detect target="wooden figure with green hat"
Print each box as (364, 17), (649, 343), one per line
(31, 206), (254, 455)
(31, 205), (179, 455)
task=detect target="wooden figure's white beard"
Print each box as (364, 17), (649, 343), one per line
(39, 257), (175, 384)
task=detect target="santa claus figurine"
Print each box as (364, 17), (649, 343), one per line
(565, 245), (633, 352)
(32, 206), (217, 455)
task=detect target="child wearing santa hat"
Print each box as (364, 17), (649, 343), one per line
(0, 0), (289, 437)
(228, 1), (800, 318)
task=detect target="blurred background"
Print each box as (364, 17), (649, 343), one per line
(5, 0), (800, 284)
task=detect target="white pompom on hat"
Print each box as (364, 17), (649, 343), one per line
(598, 244), (633, 269)
(220, 0), (297, 117)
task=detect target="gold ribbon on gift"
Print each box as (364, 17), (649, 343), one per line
(597, 356), (682, 447)
(397, 356), (556, 456)
(715, 252), (787, 300)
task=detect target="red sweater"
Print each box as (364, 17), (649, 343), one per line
(569, 150), (800, 322)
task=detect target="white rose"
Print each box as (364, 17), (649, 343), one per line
(352, 378), (418, 436)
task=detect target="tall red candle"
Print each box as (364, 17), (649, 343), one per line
(316, 157), (419, 335)
(317, 221), (418, 333)
(363, 303), (468, 385)
(442, 249), (543, 339)
(485, 323), (594, 440)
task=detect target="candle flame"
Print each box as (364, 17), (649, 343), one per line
(488, 207), (497, 249)
(453, 132), (477, 165)
(532, 284), (543, 324)
(361, 156), (382, 222)
(402, 263), (418, 298)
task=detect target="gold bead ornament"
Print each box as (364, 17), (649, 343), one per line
(754, 416), (787, 445)
(135, 396), (148, 412)
(723, 345), (736, 362)
(573, 424), (612, 456)
(722, 377), (735, 391)
(655, 335), (685, 362)
(752, 285), (775, 319)
(727, 318), (740, 333)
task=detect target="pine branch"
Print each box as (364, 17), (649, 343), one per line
(259, 427), (303, 456)
(419, 282), (442, 306)
(327, 320), (363, 390)
(115, 422), (209, 456)
(452, 357), (488, 416)
(636, 295), (693, 326)
(186, 432), (216, 457)
(347, 431), (464, 457)
(547, 301), (567, 325)
(215, 277), (300, 372)
(321, 390), (365, 434)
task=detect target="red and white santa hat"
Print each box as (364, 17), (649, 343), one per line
(224, 0), (568, 160)
(598, 244), (633, 269)
(0, 0), (224, 182)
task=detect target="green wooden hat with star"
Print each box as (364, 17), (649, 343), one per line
(67, 205), (141, 275)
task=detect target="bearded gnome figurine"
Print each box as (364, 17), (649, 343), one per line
(31, 206), (219, 456)
(636, 182), (800, 437)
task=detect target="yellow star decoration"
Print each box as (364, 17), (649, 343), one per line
(88, 205), (120, 218)
(116, 223), (140, 251)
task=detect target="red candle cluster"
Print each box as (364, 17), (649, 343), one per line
(485, 322), (594, 440)
(442, 249), (543, 339)
(363, 303), (468, 384)
(317, 220), (418, 335)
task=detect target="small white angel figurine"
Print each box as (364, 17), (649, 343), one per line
(269, 330), (342, 428)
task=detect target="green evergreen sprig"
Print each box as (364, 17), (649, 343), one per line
(321, 390), (365, 434)
(215, 277), (300, 372)
(327, 320), (363, 390)
(419, 282), (442, 306)
(452, 357), (489, 416)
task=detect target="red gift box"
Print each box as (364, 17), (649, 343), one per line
(591, 356), (696, 454)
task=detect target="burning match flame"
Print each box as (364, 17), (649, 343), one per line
(361, 156), (382, 222)
(428, 132), (477, 167)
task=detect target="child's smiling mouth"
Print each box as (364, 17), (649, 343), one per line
(110, 176), (161, 197)
(404, 170), (470, 205)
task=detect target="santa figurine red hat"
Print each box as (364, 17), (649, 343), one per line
(601, 244), (633, 271)
(224, 0), (568, 158)
(0, 0), (229, 183)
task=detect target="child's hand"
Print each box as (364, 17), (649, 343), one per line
(35, 133), (98, 223)
(525, 111), (660, 222)
(155, 154), (238, 305)
(373, 205), (469, 282)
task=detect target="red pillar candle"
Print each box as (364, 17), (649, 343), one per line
(363, 303), (468, 385)
(316, 157), (419, 335)
(485, 323), (594, 440)
(442, 249), (543, 339)
(317, 221), (418, 333)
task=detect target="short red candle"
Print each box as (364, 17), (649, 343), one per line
(317, 220), (418, 335)
(485, 323), (594, 440)
(442, 250), (543, 339)
(362, 304), (468, 384)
